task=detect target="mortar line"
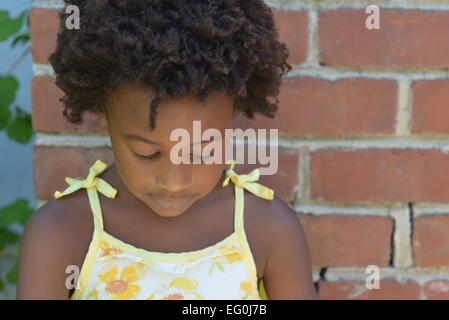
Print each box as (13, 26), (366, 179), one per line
(304, 9), (319, 67)
(395, 78), (413, 135)
(264, 1), (449, 11)
(298, 147), (311, 201)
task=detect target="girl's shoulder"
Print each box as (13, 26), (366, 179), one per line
(248, 192), (302, 240)
(25, 188), (94, 261)
(29, 188), (91, 237)
(244, 191), (294, 234)
(18, 189), (95, 299)
(239, 190), (293, 278)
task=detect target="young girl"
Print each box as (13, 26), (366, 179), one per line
(16, 0), (317, 300)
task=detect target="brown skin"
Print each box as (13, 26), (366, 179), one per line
(16, 84), (318, 300)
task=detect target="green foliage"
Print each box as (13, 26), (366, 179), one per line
(0, 76), (18, 109)
(0, 76), (32, 143)
(0, 199), (34, 229)
(0, 10), (27, 42)
(6, 106), (32, 143)
(11, 33), (30, 48)
(0, 7), (34, 292)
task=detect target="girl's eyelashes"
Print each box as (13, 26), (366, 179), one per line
(133, 151), (214, 162)
(133, 151), (160, 161)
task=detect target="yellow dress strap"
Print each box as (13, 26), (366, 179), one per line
(222, 159), (274, 233)
(54, 159), (118, 232)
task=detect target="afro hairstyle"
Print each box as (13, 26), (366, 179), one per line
(48, 0), (292, 131)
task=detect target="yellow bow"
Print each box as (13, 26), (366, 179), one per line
(54, 159), (118, 200)
(222, 160), (274, 200)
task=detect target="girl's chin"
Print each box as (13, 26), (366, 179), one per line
(147, 195), (195, 217)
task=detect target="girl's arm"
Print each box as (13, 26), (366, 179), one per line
(262, 197), (318, 300)
(16, 201), (74, 299)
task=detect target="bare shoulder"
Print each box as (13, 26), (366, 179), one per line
(245, 193), (317, 299)
(243, 191), (305, 278)
(17, 190), (92, 299)
(245, 192), (303, 241)
(23, 190), (92, 261)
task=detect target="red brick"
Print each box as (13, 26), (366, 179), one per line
(235, 78), (397, 136)
(412, 80), (449, 135)
(273, 10), (308, 65)
(299, 215), (393, 267)
(311, 149), (449, 203)
(34, 146), (114, 200)
(319, 280), (422, 300)
(32, 76), (101, 133)
(320, 10), (449, 68)
(30, 8), (61, 64)
(320, 279), (449, 299)
(414, 215), (449, 266)
(423, 281), (449, 299)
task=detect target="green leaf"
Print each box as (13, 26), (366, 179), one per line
(6, 262), (18, 284)
(6, 106), (33, 144)
(86, 290), (94, 299)
(0, 279), (4, 291)
(0, 228), (20, 251)
(0, 76), (19, 108)
(208, 262), (215, 276)
(0, 10), (27, 42)
(0, 198), (34, 228)
(0, 106), (12, 129)
(216, 262), (225, 273)
(11, 33), (30, 48)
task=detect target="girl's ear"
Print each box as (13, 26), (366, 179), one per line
(98, 112), (110, 136)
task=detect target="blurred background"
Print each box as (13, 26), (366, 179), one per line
(0, 0), (34, 300)
(0, 1), (34, 208)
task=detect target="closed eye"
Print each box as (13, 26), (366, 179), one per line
(133, 151), (160, 161)
(133, 151), (214, 161)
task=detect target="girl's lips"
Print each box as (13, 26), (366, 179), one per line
(150, 194), (193, 210)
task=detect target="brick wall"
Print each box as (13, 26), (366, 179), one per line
(30, 0), (449, 299)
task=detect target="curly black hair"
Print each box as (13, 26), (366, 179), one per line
(48, 0), (292, 131)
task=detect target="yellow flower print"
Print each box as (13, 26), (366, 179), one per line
(145, 277), (205, 300)
(85, 286), (99, 300)
(93, 262), (146, 300)
(208, 245), (244, 276)
(240, 281), (252, 300)
(217, 245), (244, 264)
(162, 293), (185, 300)
(98, 240), (123, 258)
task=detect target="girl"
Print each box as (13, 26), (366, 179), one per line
(16, 0), (317, 300)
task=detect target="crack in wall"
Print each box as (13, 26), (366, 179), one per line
(316, 267), (328, 295)
(389, 217), (396, 267)
(409, 202), (415, 265)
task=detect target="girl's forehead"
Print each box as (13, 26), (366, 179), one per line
(106, 85), (235, 137)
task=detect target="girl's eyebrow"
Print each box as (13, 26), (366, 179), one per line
(123, 134), (217, 146)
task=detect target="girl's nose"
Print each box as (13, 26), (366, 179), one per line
(156, 163), (192, 192)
